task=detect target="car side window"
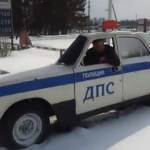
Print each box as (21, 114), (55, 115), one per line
(82, 37), (115, 67)
(117, 37), (149, 59)
(139, 40), (150, 56)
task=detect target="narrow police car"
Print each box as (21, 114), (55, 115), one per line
(0, 31), (150, 149)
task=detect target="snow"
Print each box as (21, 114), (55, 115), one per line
(0, 48), (60, 73)
(0, 34), (77, 73)
(13, 34), (78, 49)
(14, 106), (150, 150)
(33, 38), (75, 49)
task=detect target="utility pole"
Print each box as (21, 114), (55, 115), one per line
(136, 13), (138, 31)
(108, 0), (113, 20)
(88, 0), (90, 33)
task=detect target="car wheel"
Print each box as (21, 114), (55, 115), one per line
(0, 104), (50, 149)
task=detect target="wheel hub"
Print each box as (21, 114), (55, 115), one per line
(13, 114), (42, 146)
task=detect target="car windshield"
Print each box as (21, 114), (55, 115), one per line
(56, 35), (87, 66)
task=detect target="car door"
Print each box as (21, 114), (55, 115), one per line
(73, 36), (123, 115)
(116, 35), (150, 101)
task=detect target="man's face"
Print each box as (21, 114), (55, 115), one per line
(93, 41), (105, 53)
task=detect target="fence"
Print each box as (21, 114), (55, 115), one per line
(0, 36), (12, 57)
(31, 45), (66, 57)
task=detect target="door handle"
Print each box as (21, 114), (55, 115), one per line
(112, 66), (122, 72)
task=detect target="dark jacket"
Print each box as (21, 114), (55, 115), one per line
(84, 45), (120, 66)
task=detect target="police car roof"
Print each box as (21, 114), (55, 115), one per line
(81, 31), (150, 47)
(81, 31), (149, 39)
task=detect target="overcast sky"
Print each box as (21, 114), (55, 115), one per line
(88, 0), (150, 20)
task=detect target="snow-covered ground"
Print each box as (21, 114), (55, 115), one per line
(13, 34), (78, 49)
(0, 48), (60, 73)
(5, 106), (150, 150)
(0, 34), (76, 73)
(0, 33), (150, 150)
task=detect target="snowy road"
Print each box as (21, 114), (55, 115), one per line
(14, 106), (150, 150)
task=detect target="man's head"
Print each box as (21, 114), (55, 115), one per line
(92, 39), (105, 53)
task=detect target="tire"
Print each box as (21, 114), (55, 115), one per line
(0, 103), (50, 149)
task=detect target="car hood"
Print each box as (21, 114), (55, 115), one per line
(0, 64), (72, 86)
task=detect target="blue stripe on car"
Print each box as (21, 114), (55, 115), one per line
(0, 61), (149, 97)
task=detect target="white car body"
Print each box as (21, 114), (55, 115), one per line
(0, 32), (150, 117)
(1, 31), (150, 146)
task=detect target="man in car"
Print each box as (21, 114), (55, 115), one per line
(84, 39), (120, 66)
